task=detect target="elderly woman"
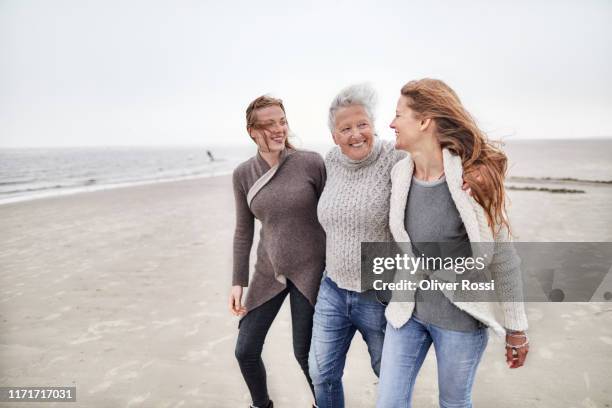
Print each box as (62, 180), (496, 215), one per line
(308, 84), (405, 408)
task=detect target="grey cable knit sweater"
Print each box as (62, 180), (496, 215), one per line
(317, 138), (405, 291)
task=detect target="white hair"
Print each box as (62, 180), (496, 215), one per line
(328, 83), (378, 132)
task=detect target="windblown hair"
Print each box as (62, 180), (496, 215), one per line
(246, 95), (294, 150)
(401, 78), (510, 235)
(328, 83), (377, 132)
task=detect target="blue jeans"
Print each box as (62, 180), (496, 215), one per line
(377, 316), (488, 408)
(308, 276), (387, 408)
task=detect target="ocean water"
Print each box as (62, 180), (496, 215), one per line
(0, 139), (610, 205)
(502, 138), (612, 181)
(0, 145), (254, 204)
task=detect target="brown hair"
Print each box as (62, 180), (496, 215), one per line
(401, 78), (510, 235)
(245, 95), (294, 150)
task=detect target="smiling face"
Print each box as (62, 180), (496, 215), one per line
(332, 105), (374, 160)
(390, 95), (429, 152)
(248, 105), (288, 153)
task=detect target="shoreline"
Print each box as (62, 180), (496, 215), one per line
(0, 171), (234, 207)
(5, 170), (612, 207)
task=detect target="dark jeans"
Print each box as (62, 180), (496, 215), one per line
(235, 279), (315, 407)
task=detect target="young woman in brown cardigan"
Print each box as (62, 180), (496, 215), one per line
(229, 95), (326, 408)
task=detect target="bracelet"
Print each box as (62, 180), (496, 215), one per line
(506, 340), (529, 349)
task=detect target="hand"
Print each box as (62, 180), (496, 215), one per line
(505, 330), (529, 369)
(461, 173), (483, 197)
(228, 285), (247, 316)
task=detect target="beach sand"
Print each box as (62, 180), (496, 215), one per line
(1, 176), (611, 407)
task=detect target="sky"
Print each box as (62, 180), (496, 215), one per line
(1, 0), (611, 148)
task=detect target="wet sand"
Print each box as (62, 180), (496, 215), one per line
(1, 175), (611, 407)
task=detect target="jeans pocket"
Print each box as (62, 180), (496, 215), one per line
(360, 288), (389, 307)
(375, 289), (391, 307)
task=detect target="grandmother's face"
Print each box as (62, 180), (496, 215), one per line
(332, 105), (374, 161)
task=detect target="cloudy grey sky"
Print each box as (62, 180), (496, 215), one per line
(1, 0), (611, 148)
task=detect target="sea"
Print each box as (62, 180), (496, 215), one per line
(0, 139), (611, 205)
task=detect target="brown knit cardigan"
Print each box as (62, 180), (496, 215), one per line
(232, 148), (326, 312)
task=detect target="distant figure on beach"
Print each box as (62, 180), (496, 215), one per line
(230, 95), (326, 408)
(206, 150), (215, 162)
(378, 78), (530, 407)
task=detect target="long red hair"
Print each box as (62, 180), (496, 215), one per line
(401, 78), (510, 235)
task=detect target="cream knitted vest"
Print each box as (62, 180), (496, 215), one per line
(384, 149), (529, 337)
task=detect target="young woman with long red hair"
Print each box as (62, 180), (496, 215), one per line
(378, 79), (530, 408)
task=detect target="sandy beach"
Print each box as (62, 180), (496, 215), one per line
(1, 175), (612, 407)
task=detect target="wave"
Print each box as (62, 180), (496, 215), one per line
(0, 182), (89, 195)
(0, 179), (37, 186)
(508, 176), (612, 185)
(506, 185), (586, 194)
(0, 165), (231, 198)
(0, 168), (237, 205)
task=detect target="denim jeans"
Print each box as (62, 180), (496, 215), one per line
(235, 279), (314, 407)
(308, 276), (387, 408)
(377, 316), (488, 408)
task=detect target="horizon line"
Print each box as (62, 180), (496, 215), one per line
(1, 135), (612, 150)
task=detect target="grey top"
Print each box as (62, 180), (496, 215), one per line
(317, 139), (405, 291)
(232, 148), (326, 313)
(405, 175), (484, 332)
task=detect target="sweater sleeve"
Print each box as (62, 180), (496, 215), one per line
(489, 226), (529, 331)
(232, 168), (254, 287)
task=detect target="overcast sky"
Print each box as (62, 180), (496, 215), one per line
(1, 0), (611, 148)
